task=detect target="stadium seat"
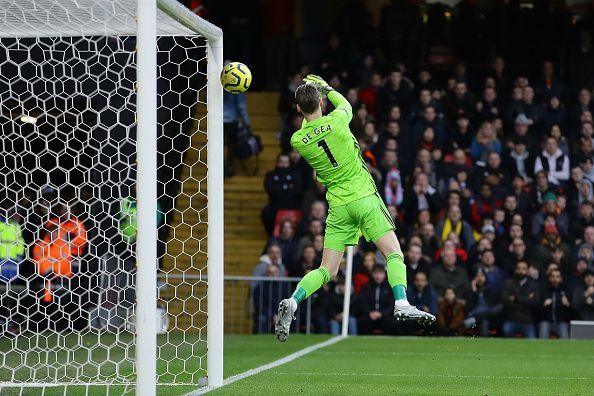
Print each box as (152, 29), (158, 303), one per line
(272, 209), (303, 237)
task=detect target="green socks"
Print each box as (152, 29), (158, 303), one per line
(386, 252), (408, 301)
(290, 254), (407, 304)
(291, 266), (330, 304)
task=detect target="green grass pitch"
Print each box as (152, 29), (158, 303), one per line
(1, 334), (593, 395)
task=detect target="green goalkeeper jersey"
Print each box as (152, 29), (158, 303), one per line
(290, 90), (377, 207)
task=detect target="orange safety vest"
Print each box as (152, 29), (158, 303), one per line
(32, 217), (87, 302)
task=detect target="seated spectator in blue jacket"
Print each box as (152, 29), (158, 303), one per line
(471, 121), (501, 163)
(539, 268), (571, 339)
(407, 272), (437, 316)
(464, 269), (503, 336)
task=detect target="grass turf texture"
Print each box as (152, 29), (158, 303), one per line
(1, 334), (593, 395)
(213, 336), (594, 396)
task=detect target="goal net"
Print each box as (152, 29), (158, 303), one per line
(0, 0), (223, 393)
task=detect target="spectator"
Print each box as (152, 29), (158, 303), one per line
(32, 203), (87, 331)
(502, 261), (540, 338)
(402, 173), (442, 224)
(269, 219), (299, 276)
(579, 156), (594, 184)
(296, 219), (323, 259)
(405, 244), (432, 286)
(531, 192), (569, 240)
(443, 81), (477, 120)
(413, 106), (446, 146)
(429, 248), (470, 300)
(297, 200), (327, 237)
(474, 151), (510, 199)
(506, 135), (534, 184)
(278, 70), (304, 125)
(534, 136), (570, 186)
(512, 114), (538, 154)
(571, 201), (594, 244)
(567, 258), (591, 294)
(538, 268), (571, 339)
(471, 121), (502, 163)
(533, 61), (566, 102)
(542, 97), (567, 135)
(223, 81), (250, 177)
(0, 207), (25, 334)
(473, 249), (505, 291)
(407, 272), (437, 316)
(359, 72), (382, 117)
(252, 243), (286, 287)
(534, 225), (571, 273)
(356, 265), (395, 335)
(419, 223), (440, 264)
(531, 171), (558, 206)
(572, 269), (594, 320)
(0, 208), (25, 283)
(476, 86), (502, 122)
(487, 56), (511, 96)
(437, 287), (466, 336)
(261, 153), (304, 235)
(448, 115), (475, 153)
(354, 252), (375, 294)
(253, 264), (290, 333)
(118, 185), (164, 245)
(379, 150), (404, 206)
(298, 245), (318, 275)
(376, 69), (413, 121)
(280, 114), (304, 152)
(436, 205), (475, 251)
(32, 203), (87, 302)
(327, 279), (358, 335)
(464, 269), (503, 336)
(470, 183), (498, 228)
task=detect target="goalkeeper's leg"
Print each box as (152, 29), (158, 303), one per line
(275, 248), (343, 342)
(374, 231), (435, 324)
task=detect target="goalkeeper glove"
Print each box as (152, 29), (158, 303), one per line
(303, 74), (334, 96)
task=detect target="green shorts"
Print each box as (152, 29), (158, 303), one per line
(324, 192), (396, 251)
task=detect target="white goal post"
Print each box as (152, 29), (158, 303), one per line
(0, 0), (223, 395)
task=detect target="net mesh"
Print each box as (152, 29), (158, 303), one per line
(0, 0), (208, 392)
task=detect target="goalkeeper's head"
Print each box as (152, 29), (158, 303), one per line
(295, 83), (322, 116)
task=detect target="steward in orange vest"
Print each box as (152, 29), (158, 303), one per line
(32, 208), (87, 302)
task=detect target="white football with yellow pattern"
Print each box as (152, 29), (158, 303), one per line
(220, 62), (252, 93)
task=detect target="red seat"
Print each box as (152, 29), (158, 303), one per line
(273, 209), (303, 237)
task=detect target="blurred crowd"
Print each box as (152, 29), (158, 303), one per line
(253, 45), (594, 338)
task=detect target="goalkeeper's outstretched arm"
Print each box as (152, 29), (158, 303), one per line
(327, 90), (353, 123)
(302, 74), (352, 123)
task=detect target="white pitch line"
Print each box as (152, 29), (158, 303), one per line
(271, 371), (591, 381)
(187, 336), (345, 395)
(316, 350), (594, 359)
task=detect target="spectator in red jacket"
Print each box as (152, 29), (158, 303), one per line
(471, 183), (498, 227)
(354, 252), (376, 294)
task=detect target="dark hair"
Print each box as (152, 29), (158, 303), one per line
(295, 84), (321, 115)
(371, 264), (385, 273)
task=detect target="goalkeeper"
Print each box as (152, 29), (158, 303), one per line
(275, 75), (435, 342)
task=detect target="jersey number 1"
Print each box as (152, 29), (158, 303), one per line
(317, 139), (338, 167)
